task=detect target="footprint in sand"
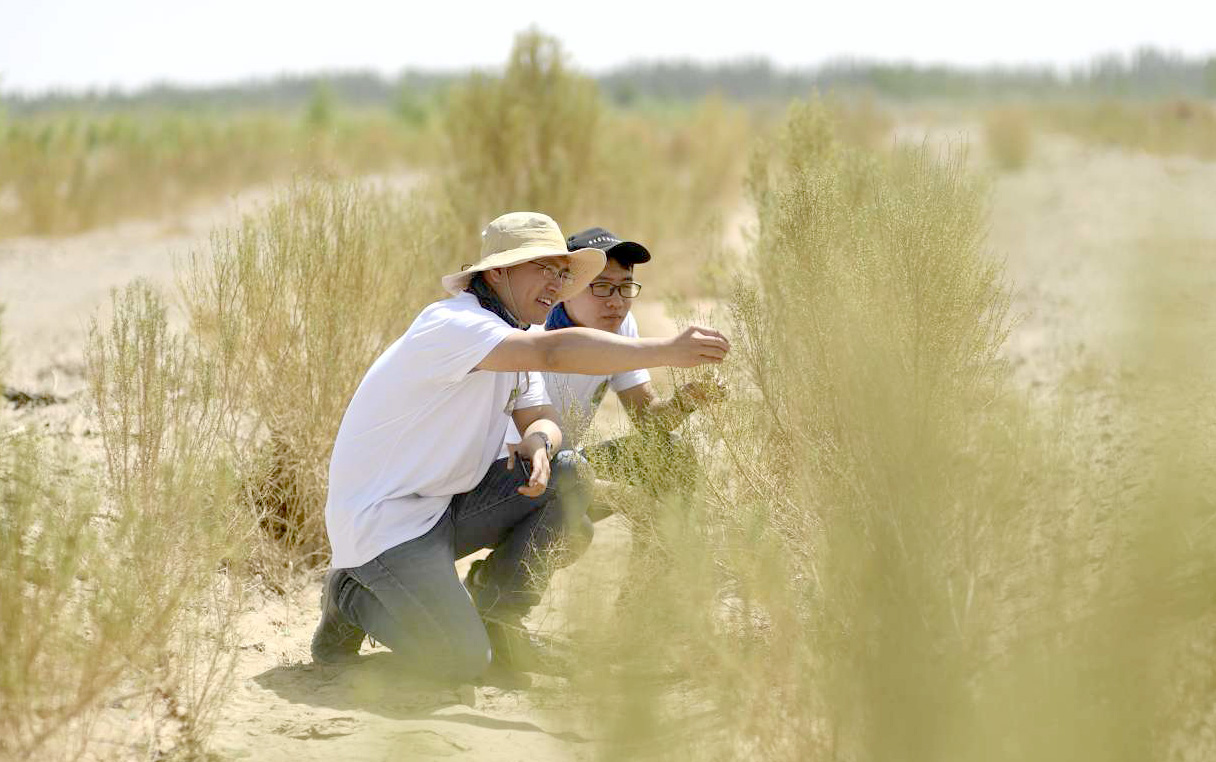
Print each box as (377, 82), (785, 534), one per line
(271, 715), (362, 740)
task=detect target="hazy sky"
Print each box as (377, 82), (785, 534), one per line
(3, 0), (1213, 94)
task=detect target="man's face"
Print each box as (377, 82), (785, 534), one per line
(494, 255), (571, 325)
(565, 259), (637, 333)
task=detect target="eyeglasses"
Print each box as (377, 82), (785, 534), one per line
(589, 281), (642, 299)
(531, 262), (576, 287)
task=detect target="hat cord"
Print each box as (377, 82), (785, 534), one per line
(466, 272), (528, 330)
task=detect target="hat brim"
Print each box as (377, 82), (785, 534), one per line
(441, 245), (607, 301)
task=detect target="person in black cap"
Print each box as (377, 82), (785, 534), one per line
(532, 226), (726, 453)
(492, 225), (725, 574)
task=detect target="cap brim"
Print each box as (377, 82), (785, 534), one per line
(604, 240), (651, 265)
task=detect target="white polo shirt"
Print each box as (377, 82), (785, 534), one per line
(325, 292), (548, 569)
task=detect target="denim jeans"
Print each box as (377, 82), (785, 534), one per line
(328, 451), (593, 682)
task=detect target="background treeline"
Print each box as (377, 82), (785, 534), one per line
(5, 46), (1216, 116)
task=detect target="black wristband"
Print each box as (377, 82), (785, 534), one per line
(531, 431), (554, 460)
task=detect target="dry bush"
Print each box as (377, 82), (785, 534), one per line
(179, 178), (464, 566)
(439, 28), (604, 254)
(0, 110), (430, 238)
(1047, 98), (1216, 160)
(592, 96), (753, 296)
(85, 280), (251, 757)
(560, 98), (1216, 760)
(0, 282), (247, 761)
(439, 30), (752, 295)
(1, 434), (116, 761)
(983, 106), (1035, 170)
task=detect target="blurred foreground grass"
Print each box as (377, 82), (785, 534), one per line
(556, 99), (1216, 760)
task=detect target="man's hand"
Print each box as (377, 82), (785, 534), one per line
(666, 326), (731, 368)
(680, 373), (728, 406)
(506, 433), (551, 497)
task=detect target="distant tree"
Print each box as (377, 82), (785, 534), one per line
(304, 81), (336, 131)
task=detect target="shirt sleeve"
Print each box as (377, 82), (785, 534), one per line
(407, 299), (517, 387)
(514, 371), (551, 410)
(609, 311), (651, 392)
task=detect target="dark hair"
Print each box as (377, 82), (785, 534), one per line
(605, 253), (635, 271)
(466, 271), (488, 291)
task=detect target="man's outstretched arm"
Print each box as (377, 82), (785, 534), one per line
(476, 325), (730, 375)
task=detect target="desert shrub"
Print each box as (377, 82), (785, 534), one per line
(0, 282), (247, 760)
(1047, 98), (1216, 160)
(439, 28), (603, 253)
(1, 433), (115, 761)
(0, 110), (431, 238)
(983, 106), (1035, 170)
(179, 178), (464, 565)
(564, 97), (1017, 757)
(84, 280), (251, 757)
(593, 96), (753, 296)
(562, 97), (1216, 760)
(439, 31), (752, 295)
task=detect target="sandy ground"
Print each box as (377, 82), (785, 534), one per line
(3, 133), (1216, 760)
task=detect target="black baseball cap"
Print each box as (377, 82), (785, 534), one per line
(566, 227), (651, 266)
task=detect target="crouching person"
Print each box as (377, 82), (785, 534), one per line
(311, 212), (731, 682)
(508, 227), (728, 606)
(514, 227), (726, 506)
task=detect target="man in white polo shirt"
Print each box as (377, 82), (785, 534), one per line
(312, 212), (731, 681)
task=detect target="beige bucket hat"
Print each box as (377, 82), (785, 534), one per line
(441, 212), (606, 300)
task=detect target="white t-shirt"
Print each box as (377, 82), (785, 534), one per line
(325, 292), (548, 569)
(504, 311), (650, 452)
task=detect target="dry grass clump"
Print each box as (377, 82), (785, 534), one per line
(983, 106), (1035, 170)
(439, 29), (603, 254)
(85, 280), (252, 756)
(1047, 98), (1216, 160)
(593, 96), (753, 296)
(2, 434), (117, 761)
(0, 109), (430, 238)
(560, 98), (1216, 760)
(0, 303), (6, 393)
(440, 30), (752, 294)
(0, 282), (249, 761)
(179, 178), (464, 566)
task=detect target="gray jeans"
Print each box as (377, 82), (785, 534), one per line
(328, 451), (593, 682)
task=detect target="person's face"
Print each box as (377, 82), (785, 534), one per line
(565, 259), (637, 333)
(491, 255), (572, 325)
